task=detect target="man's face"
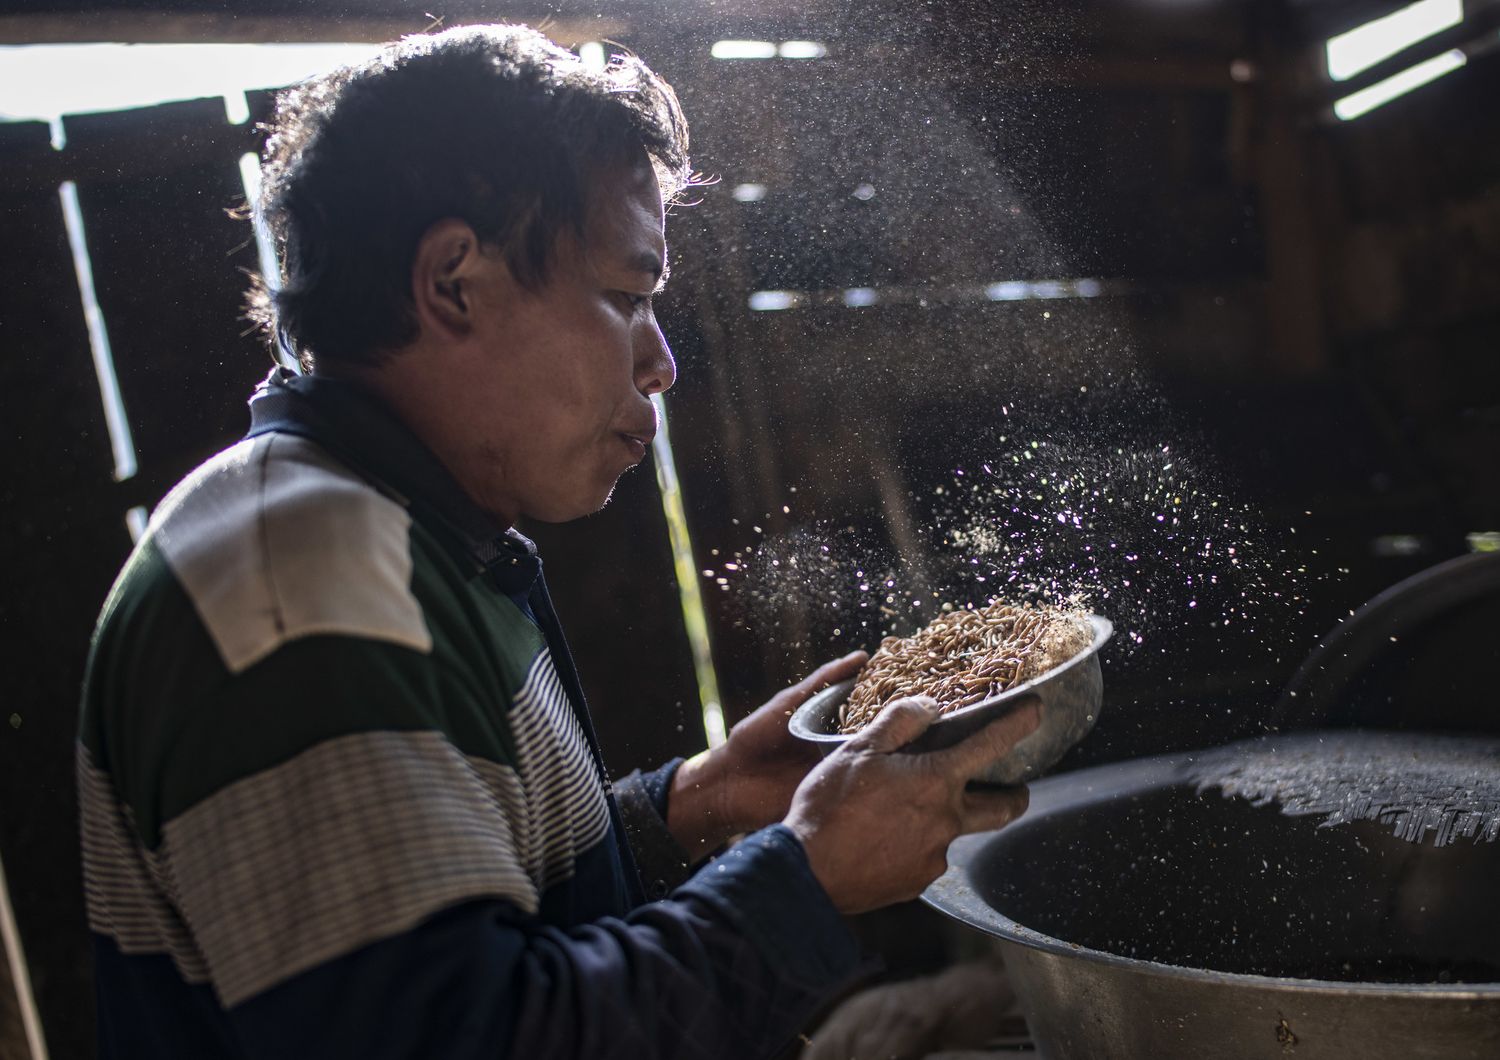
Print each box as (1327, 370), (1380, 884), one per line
(444, 157), (675, 525)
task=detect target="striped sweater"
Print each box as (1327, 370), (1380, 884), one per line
(78, 369), (858, 1059)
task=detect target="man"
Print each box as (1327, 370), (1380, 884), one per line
(78, 25), (1037, 1059)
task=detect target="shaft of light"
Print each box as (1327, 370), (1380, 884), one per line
(650, 393), (727, 748)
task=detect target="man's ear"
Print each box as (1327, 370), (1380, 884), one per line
(410, 219), (500, 339)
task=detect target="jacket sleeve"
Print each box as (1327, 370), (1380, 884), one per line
(614, 760), (695, 898)
(226, 825), (860, 1060)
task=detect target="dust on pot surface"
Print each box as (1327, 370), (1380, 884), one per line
(924, 732), (1500, 1059)
(789, 614), (1112, 784)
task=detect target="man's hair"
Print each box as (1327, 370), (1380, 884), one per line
(248, 25), (691, 370)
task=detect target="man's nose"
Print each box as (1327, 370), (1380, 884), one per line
(635, 314), (676, 396)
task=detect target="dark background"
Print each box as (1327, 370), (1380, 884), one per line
(2, 1), (1498, 1056)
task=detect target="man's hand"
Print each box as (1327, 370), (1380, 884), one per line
(784, 695), (1040, 914)
(667, 651), (868, 860)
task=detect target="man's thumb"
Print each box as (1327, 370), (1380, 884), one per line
(847, 696), (940, 753)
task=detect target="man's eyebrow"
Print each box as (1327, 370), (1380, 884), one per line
(627, 249), (671, 293)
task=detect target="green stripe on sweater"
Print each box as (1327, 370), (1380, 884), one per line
(82, 526), (549, 849)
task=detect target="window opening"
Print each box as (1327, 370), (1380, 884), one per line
(748, 278), (1111, 311)
(236, 148), (298, 372)
(125, 506), (149, 544)
(578, 41), (606, 72)
(0, 43), (380, 123)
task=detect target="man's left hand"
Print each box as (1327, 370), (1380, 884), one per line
(666, 651), (868, 860)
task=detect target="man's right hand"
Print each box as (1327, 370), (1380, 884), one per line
(783, 696), (1041, 914)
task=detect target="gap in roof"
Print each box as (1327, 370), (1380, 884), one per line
(710, 40), (827, 60)
(1333, 47), (1466, 119)
(0, 42), (380, 124)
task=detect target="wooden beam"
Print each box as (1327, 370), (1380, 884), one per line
(0, 12), (626, 47)
(981, 51), (1245, 91)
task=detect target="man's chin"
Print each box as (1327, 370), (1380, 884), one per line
(525, 481), (620, 525)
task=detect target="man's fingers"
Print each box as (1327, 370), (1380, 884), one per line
(846, 696), (939, 753)
(959, 784), (1031, 835)
(930, 696), (1043, 779)
(770, 650), (869, 711)
(803, 650), (869, 690)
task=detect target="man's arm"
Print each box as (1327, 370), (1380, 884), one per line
(114, 638), (857, 1060)
(99, 623), (1031, 1060)
(219, 691), (1041, 1059)
(225, 827), (857, 1060)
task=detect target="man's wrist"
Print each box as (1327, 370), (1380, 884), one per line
(666, 748), (736, 859)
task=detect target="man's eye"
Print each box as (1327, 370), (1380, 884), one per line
(618, 292), (650, 312)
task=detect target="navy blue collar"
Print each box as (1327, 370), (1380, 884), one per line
(245, 367), (542, 597)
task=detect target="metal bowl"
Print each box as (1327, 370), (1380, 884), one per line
(923, 732), (1500, 1059)
(788, 614), (1112, 784)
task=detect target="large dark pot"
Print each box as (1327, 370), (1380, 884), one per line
(923, 732), (1500, 1059)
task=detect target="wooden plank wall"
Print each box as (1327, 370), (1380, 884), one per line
(0, 97), (279, 1058)
(2, 116), (128, 1060)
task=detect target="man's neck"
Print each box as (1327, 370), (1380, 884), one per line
(325, 352), (521, 532)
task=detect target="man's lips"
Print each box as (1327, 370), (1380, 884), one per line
(618, 429), (655, 460)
